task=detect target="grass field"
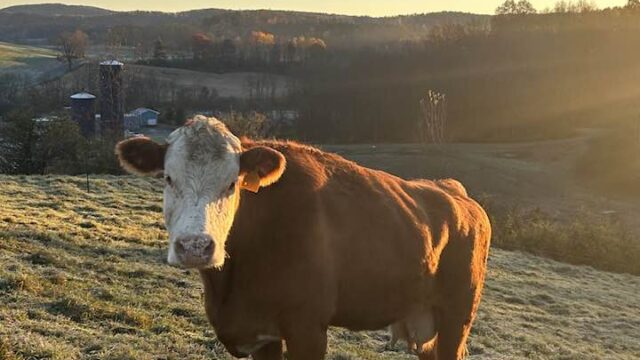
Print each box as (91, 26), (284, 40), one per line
(127, 64), (292, 99)
(0, 42), (59, 76)
(1, 175), (639, 360)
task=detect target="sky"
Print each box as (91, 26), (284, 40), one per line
(0, 0), (627, 16)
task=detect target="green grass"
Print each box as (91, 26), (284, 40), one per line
(0, 42), (57, 69)
(1, 175), (639, 359)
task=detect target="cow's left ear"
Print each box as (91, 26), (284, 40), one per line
(239, 146), (286, 192)
(115, 137), (167, 176)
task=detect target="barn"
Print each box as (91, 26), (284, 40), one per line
(124, 108), (160, 131)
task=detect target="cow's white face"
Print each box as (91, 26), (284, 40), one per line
(115, 116), (286, 269)
(162, 119), (242, 268)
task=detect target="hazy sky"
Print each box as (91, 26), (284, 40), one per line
(0, 0), (627, 15)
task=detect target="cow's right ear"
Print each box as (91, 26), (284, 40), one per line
(115, 137), (167, 176)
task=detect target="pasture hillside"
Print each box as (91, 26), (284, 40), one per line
(54, 63), (292, 100)
(127, 65), (292, 99)
(0, 42), (56, 74)
(0, 175), (639, 359)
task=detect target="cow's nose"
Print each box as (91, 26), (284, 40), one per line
(174, 234), (214, 268)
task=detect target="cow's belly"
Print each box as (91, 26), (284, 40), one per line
(330, 261), (432, 330)
(327, 226), (433, 330)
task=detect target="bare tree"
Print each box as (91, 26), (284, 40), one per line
(418, 90), (447, 145)
(554, 0), (598, 13)
(496, 0), (537, 15)
(626, 0), (640, 9)
(57, 30), (88, 71)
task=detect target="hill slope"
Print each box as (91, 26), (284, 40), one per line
(0, 6), (488, 46)
(0, 41), (56, 68)
(0, 3), (113, 16)
(0, 176), (638, 359)
(0, 41), (63, 81)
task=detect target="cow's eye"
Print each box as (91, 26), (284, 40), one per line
(165, 176), (172, 186)
(227, 181), (236, 193)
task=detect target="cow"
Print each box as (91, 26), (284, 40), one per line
(115, 116), (491, 360)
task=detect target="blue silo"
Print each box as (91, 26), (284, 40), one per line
(70, 92), (97, 137)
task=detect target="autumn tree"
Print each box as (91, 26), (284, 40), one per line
(250, 31), (276, 46)
(287, 37), (327, 62)
(248, 31), (276, 64)
(306, 39), (327, 61)
(191, 32), (214, 60)
(57, 30), (88, 71)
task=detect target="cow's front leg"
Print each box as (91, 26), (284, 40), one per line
(282, 322), (328, 360)
(252, 341), (283, 360)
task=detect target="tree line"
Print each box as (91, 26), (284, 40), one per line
(291, 1), (640, 143)
(143, 31), (327, 73)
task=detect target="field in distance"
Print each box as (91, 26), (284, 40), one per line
(0, 42), (60, 77)
(127, 64), (292, 99)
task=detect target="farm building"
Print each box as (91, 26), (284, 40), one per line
(70, 92), (96, 137)
(99, 60), (125, 137)
(124, 108), (160, 131)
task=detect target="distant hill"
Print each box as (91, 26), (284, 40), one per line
(0, 3), (113, 17)
(0, 4), (489, 47)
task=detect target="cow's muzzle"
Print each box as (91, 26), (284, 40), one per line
(173, 234), (214, 268)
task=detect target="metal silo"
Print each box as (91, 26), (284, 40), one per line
(70, 92), (97, 137)
(99, 60), (125, 138)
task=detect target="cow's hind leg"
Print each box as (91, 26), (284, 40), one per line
(252, 341), (283, 360)
(432, 280), (484, 360)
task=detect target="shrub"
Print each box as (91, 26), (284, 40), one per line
(491, 207), (640, 275)
(220, 111), (281, 139)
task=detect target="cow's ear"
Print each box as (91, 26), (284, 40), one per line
(239, 146), (286, 192)
(115, 137), (167, 176)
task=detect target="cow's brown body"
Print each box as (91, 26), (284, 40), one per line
(199, 139), (491, 360)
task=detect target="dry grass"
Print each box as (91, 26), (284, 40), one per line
(0, 42), (56, 69)
(127, 64), (291, 99)
(0, 42), (61, 80)
(1, 175), (639, 359)
(488, 206), (640, 275)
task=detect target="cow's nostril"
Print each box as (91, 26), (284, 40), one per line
(204, 240), (213, 253)
(175, 241), (186, 254)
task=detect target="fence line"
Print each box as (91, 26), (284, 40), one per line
(0, 156), (127, 192)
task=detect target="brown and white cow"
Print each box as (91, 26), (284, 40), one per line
(115, 116), (491, 360)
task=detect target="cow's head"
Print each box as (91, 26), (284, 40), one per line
(115, 116), (286, 269)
